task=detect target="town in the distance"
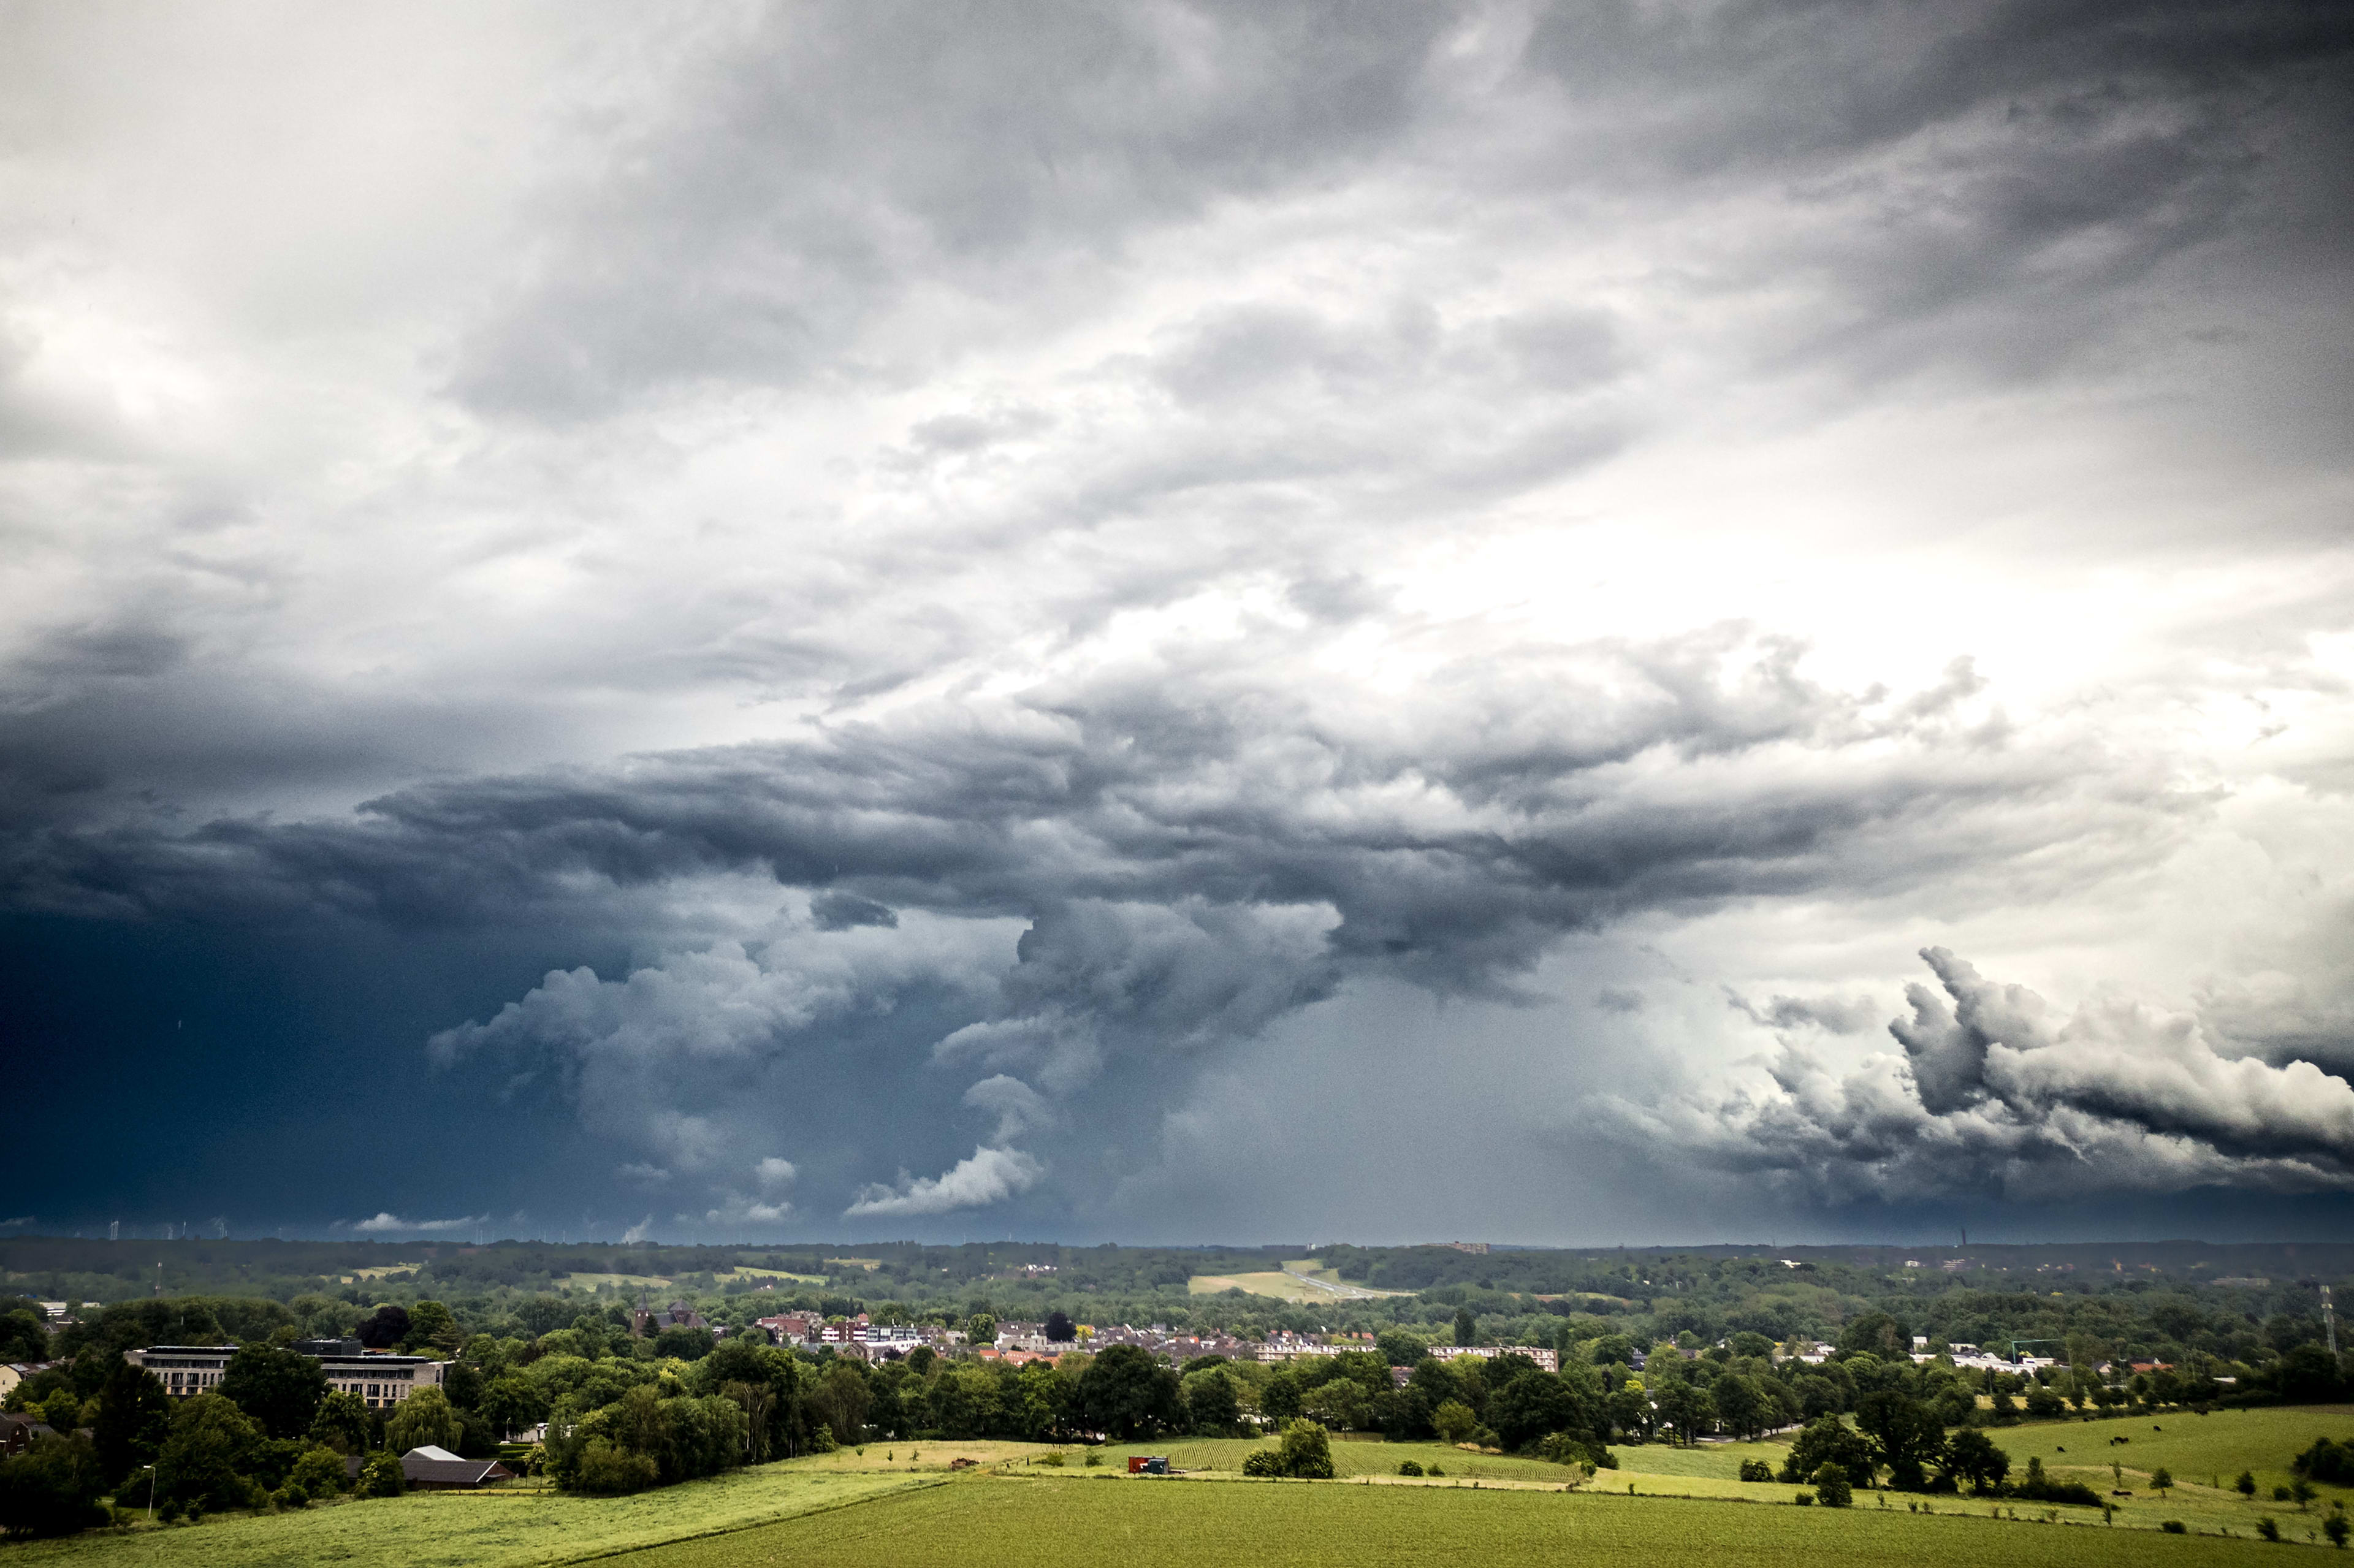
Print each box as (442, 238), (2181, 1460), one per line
(4, 1235), (2353, 1552)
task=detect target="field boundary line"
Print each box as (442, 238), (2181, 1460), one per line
(543, 1475), (953, 1567)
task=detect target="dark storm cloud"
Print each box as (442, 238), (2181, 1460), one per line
(1615, 948), (2354, 1201)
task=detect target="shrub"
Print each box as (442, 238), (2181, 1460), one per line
(2298, 1439), (2354, 1486)
(573, 1439), (660, 1496)
(1738, 1460), (1775, 1483)
(355, 1452), (406, 1498)
(288, 1445), (346, 1501)
(2162, 1521), (2186, 1534)
(2258, 1517), (2281, 1543)
(2325, 1513), (2349, 1548)
(1083, 1450), (1102, 1467)
(1426, 1464), (1444, 1477)
(1811, 1463), (1853, 1508)
(1241, 1451), (1281, 1478)
(1036, 1452), (1065, 1467)
(1396, 1460), (1423, 1477)
(2239, 1470), (2259, 1496)
(1794, 1491), (1815, 1505)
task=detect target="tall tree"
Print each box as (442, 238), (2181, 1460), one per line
(384, 1387), (463, 1454)
(91, 1363), (170, 1487)
(1076, 1345), (1181, 1441)
(1855, 1390), (1945, 1491)
(218, 1342), (327, 1441)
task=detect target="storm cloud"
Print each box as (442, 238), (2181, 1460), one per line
(1, 1), (2350, 1239)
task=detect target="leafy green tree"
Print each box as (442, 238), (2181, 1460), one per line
(1942, 1426), (2010, 1493)
(810, 1362), (871, 1445)
(1837, 1313), (1910, 1360)
(478, 1374), (546, 1441)
(156, 1393), (267, 1518)
(357, 1305), (409, 1350)
(1488, 1371), (1574, 1451)
(384, 1387), (462, 1453)
(1078, 1345), (1182, 1441)
(1376, 1328), (1425, 1368)
(1432, 1399), (1479, 1445)
(0, 1434), (109, 1539)
(2150, 1466), (2173, 1498)
(1856, 1389), (1945, 1490)
(1710, 1374), (1769, 1440)
(1780, 1415), (1874, 1488)
(402, 1301), (462, 1356)
(966, 1314), (998, 1345)
(1183, 1367), (1242, 1436)
(92, 1361), (170, 1486)
(1277, 1419), (1335, 1479)
(1043, 1312), (1076, 1343)
(0, 1311), (48, 1366)
(1812, 1461), (1853, 1507)
(307, 1390), (370, 1455)
(1652, 1379), (1715, 1447)
(654, 1325), (714, 1361)
(1454, 1309), (1477, 1347)
(35, 1388), (80, 1433)
(287, 1445), (346, 1501)
(354, 1452), (405, 1498)
(218, 1342), (327, 1441)
(2325, 1512), (2349, 1549)
(2239, 1469), (2259, 1497)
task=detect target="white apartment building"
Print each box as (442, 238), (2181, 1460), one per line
(130, 1341), (447, 1412)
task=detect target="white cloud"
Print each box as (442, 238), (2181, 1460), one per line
(844, 1146), (1045, 1219)
(348, 1211), (486, 1235)
(1609, 950), (2354, 1203)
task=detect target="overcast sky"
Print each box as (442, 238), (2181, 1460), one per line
(4, 1), (2352, 1247)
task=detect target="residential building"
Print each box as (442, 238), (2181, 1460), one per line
(0, 1414), (56, 1456)
(632, 1301), (709, 1337)
(1420, 1345), (1560, 1373)
(0, 1362), (59, 1399)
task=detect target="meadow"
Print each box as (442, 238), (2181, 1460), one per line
(0, 1461), (924, 1568)
(609, 1472), (2288, 1568)
(1186, 1260), (1409, 1303)
(14, 1415), (2354, 1566)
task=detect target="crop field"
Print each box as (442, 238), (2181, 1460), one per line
(609, 1472), (2288, 1568)
(0, 1462), (923, 1568)
(1185, 1265), (1409, 1304)
(554, 1271), (676, 1292)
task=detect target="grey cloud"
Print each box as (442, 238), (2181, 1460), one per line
(809, 890), (897, 931)
(1728, 990), (1883, 1035)
(1594, 987), (1644, 1014)
(449, 1), (1458, 417)
(962, 1075), (1053, 1143)
(1615, 949), (2354, 1201)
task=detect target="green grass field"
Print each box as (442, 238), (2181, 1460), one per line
(22, 1413), (2354, 1565)
(608, 1473), (2288, 1568)
(0, 1464), (923, 1568)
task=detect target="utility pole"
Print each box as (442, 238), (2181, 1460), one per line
(2325, 1285), (2338, 1357)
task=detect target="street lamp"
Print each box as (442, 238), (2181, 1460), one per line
(140, 1463), (157, 1523)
